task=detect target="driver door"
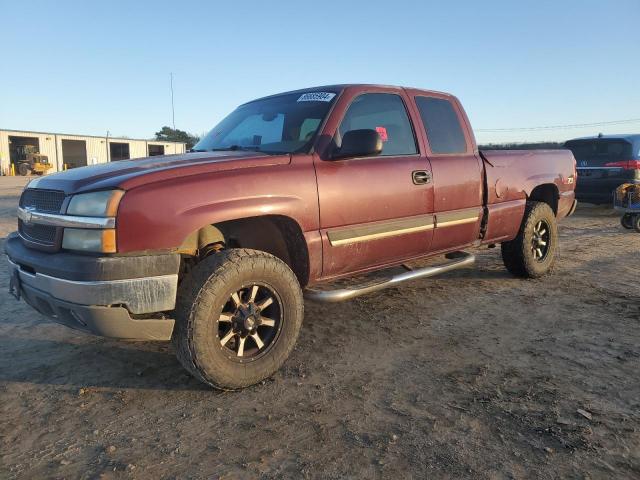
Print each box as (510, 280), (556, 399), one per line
(313, 89), (434, 278)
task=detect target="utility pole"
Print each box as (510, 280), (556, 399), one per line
(170, 73), (176, 130)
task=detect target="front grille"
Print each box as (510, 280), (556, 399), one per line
(19, 219), (58, 245)
(20, 189), (66, 213)
(18, 188), (65, 249)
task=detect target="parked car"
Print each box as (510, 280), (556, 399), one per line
(565, 134), (640, 204)
(5, 84), (577, 389)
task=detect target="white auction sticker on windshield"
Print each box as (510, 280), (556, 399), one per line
(297, 92), (336, 102)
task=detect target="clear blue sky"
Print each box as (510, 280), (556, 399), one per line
(2, 0), (639, 144)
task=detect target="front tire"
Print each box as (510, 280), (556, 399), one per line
(501, 201), (558, 278)
(173, 249), (304, 390)
(17, 163), (30, 176)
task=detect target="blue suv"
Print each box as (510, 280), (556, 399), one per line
(565, 134), (640, 204)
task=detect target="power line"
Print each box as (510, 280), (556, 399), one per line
(476, 118), (640, 132)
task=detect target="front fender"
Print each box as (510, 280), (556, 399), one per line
(116, 162), (319, 253)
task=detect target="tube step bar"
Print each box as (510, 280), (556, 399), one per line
(304, 251), (475, 303)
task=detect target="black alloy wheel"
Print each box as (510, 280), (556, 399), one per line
(217, 284), (282, 360)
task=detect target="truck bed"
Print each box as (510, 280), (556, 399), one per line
(480, 149), (576, 243)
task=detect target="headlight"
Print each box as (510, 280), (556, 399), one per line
(64, 190), (122, 252)
(62, 229), (117, 253)
(66, 190), (124, 217)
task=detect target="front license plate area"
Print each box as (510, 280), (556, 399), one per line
(9, 267), (21, 300)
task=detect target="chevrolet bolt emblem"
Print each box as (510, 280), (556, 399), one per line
(23, 207), (35, 223)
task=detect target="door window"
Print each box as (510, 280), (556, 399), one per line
(415, 96), (467, 154)
(338, 93), (417, 156)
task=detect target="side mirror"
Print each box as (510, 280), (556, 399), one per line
(332, 129), (383, 160)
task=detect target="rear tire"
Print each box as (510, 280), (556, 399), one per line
(501, 201), (558, 278)
(634, 215), (640, 233)
(172, 248), (304, 390)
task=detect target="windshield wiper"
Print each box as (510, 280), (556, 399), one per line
(204, 145), (287, 155)
(209, 145), (262, 152)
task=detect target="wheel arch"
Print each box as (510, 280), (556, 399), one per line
(527, 183), (559, 215)
(178, 214), (310, 287)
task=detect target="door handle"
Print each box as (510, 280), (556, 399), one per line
(412, 170), (431, 185)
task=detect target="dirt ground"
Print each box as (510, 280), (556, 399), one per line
(0, 175), (638, 480)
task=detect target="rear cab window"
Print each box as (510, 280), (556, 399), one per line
(415, 96), (468, 155)
(338, 93), (417, 156)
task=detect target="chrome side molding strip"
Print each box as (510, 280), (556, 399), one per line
(576, 166), (623, 170)
(435, 207), (481, 228)
(17, 207), (115, 229)
(327, 214), (435, 246)
(304, 251), (475, 303)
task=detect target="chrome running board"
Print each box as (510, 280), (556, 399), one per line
(304, 251), (475, 303)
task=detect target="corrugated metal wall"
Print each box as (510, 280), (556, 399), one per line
(0, 129), (186, 175)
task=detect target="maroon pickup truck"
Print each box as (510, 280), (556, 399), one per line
(5, 84), (577, 389)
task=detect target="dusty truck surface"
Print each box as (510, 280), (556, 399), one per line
(5, 84), (577, 389)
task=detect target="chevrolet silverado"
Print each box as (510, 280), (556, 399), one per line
(5, 84), (577, 389)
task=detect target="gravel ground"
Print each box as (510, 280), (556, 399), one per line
(0, 176), (638, 479)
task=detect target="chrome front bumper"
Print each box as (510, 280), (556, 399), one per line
(7, 258), (178, 314)
(5, 232), (179, 340)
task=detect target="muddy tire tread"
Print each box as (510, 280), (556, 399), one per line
(172, 248), (303, 390)
(501, 201), (558, 278)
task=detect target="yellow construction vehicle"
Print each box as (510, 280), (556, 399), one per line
(11, 145), (53, 176)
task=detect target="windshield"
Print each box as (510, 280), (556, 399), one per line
(193, 91), (339, 154)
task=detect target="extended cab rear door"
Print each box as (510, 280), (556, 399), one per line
(408, 91), (484, 252)
(313, 86), (434, 278)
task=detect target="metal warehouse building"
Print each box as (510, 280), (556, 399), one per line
(0, 129), (187, 176)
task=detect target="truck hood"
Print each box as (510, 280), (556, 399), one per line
(26, 151), (291, 194)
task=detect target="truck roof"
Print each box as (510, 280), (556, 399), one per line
(244, 84), (455, 105)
